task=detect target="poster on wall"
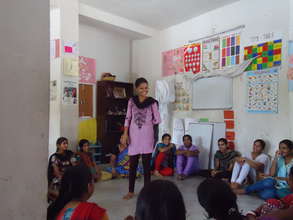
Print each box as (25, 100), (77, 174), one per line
(63, 57), (79, 76)
(63, 41), (79, 55)
(162, 48), (184, 77)
(79, 56), (96, 84)
(174, 81), (190, 111)
(246, 68), (279, 114)
(202, 37), (220, 71)
(184, 43), (201, 74)
(221, 33), (241, 68)
(62, 80), (78, 105)
(288, 40), (293, 91)
(244, 39), (282, 71)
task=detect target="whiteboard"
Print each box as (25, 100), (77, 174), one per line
(188, 123), (213, 170)
(192, 76), (233, 109)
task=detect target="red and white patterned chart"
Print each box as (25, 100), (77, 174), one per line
(184, 43), (201, 74)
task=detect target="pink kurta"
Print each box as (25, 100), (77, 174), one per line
(124, 98), (161, 156)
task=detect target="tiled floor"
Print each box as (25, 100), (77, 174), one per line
(89, 176), (263, 220)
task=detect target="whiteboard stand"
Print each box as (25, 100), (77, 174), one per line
(188, 123), (213, 170)
(187, 122), (226, 169)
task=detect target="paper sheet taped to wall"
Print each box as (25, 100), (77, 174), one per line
(63, 57), (79, 76)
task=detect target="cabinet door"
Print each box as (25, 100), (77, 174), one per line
(79, 84), (93, 117)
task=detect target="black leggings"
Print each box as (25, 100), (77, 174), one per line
(129, 153), (152, 193)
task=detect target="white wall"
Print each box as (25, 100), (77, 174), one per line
(59, 0), (80, 150)
(79, 20), (132, 117)
(132, 0), (291, 155)
(79, 21), (131, 82)
(0, 0), (49, 218)
(49, 7), (62, 157)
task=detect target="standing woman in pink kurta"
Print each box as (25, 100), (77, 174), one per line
(121, 78), (161, 200)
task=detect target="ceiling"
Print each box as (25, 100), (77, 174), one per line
(79, 0), (239, 30)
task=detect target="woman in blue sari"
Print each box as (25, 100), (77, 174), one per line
(107, 136), (143, 178)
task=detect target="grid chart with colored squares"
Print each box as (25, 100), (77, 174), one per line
(221, 34), (241, 67)
(244, 39), (282, 71)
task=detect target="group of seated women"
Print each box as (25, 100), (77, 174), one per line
(47, 164), (293, 220)
(47, 134), (293, 220)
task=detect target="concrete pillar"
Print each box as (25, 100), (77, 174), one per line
(0, 0), (49, 219)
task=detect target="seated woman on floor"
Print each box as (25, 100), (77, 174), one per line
(236, 139), (293, 200)
(152, 133), (176, 177)
(106, 135), (142, 178)
(47, 165), (108, 220)
(199, 138), (240, 180)
(246, 167), (293, 218)
(231, 139), (271, 189)
(76, 139), (101, 182)
(48, 137), (76, 202)
(176, 135), (200, 180)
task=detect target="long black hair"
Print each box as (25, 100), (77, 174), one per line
(280, 139), (293, 150)
(79, 139), (90, 152)
(135, 180), (186, 220)
(135, 77), (148, 88)
(162, 133), (171, 140)
(254, 139), (266, 150)
(197, 178), (243, 220)
(183, 135), (192, 142)
(47, 165), (93, 220)
(56, 137), (68, 152)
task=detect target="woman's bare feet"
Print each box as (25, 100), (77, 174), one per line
(154, 170), (163, 177)
(230, 182), (241, 190)
(177, 174), (186, 180)
(234, 188), (246, 195)
(123, 192), (135, 200)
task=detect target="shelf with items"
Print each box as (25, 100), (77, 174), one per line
(106, 105), (127, 116)
(96, 80), (133, 163)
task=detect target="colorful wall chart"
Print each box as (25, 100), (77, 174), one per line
(244, 39), (282, 71)
(174, 82), (190, 111)
(79, 56), (96, 84)
(247, 68), (279, 114)
(221, 33), (241, 68)
(162, 48), (184, 77)
(202, 37), (220, 71)
(288, 40), (293, 91)
(184, 43), (201, 74)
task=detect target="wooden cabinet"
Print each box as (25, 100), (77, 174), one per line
(96, 81), (133, 163)
(79, 84), (93, 117)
